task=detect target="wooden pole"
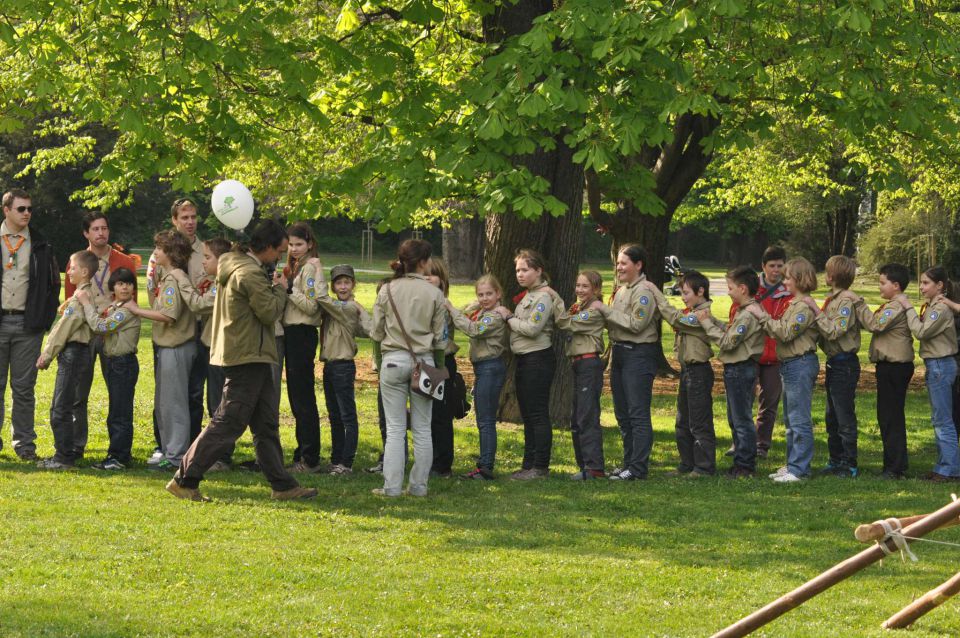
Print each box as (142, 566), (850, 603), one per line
(711, 497), (960, 638)
(855, 515), (960, 543)
(882, 571), (960, 629)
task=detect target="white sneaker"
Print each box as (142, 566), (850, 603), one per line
(768, 466), (789, 479)
(147, 450), (163, 466)
(772, 472), (802, 483)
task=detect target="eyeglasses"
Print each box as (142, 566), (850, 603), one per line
(13, 206), (32, 213)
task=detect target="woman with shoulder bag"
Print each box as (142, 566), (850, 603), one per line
(370, 239), (448, 497)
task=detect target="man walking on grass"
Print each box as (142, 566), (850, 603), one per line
(166, 219), (317, 502)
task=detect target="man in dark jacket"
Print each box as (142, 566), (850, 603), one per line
(0, 189), (61, 460)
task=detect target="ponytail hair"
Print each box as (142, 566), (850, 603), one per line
(618, 243), (648, 274)
(390, 239), (433, 278)
(515, 248), (550, 283)
(285, 222), (318, 277)
(924, 265), (958, 301)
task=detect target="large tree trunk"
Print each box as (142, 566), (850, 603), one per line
(442, 216), (485, 281)
(482, 0), (583, 428)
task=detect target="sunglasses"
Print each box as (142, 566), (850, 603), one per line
(13, 206), (32, 213)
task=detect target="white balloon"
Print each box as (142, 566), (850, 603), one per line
(211, 180), (254, 230)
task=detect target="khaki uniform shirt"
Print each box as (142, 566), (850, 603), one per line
(42, 282), (93, 361)
(815, 291), (861, 358)
(759, 297), (818, 360)
(449, 303), (508, 362)
(172, 271), (216, 346)
(283, 262), (324, 327)
(86, 253), (114, 312)
(147, 235), (205, 303)
(0, 221), (30, 311)
(653, 292), (712, 364)
(855, 299), (914, 363)
(905, 301), (958, 359)
(442, 312), (460, 356)
(152, 272), (195, 347)
(506, 282), (563, 355)
(371, 274), (448, 354)
(84, 300), (141, 356)
(556, 303), (605, 358)
(317, 294), (371, 361)
(599, 275), (660, 344)
(701, 299), (765, 364)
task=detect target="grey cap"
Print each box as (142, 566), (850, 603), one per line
(330, 264), (355, 281)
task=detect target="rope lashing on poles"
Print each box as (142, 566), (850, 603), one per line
(875, 518), (918, 562)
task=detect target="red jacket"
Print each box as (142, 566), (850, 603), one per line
(65, 248), (139, 302)
(729, 276), (793, 365)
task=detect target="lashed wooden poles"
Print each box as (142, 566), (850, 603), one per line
(882, 571), (960, 629)
(855, 514), (960, 543)
(711, 497), (960, 638)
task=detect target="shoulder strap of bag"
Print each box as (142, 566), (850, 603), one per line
(385, 281), (419, 362)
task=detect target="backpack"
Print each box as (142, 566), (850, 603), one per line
(444, 371), (471, 420)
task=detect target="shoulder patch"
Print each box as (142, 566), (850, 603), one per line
(639, 295), (649, 306)
(481, 315), (493, 324)
(930, 310), (940, 321)
(114, 312), (125, 321)
(64, 306), (75, 316)
(796, 313), (806, 324)
(636, 309), (646, 319)
(840, 306), (851, 317)
(532, 311), (543, 323)
(306, 277), (315, 287)
(839, 318), (848, 329)
(682, 315), (698, 325)
(578, 311), (590, 321)
(736, 324), (746, 334)
(164, 286), (175, 296)
(535, 302), (546, 312)
(883, 309), (893, 318)
(478, 324), (487, 334)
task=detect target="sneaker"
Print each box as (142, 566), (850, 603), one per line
(511, 468), (549, 481)
(725, 466), (755, 479)
(271, 486), (319, 500)
(609, 469), (641, 481)
(404, 487), (428, 497)
(365, 461), (384, 474)
(289, 461), (325, 474)
(608, 466), (624, 477)
(772, 471), (802, 483)
(684, 470), (712, 479)
(148, 459), (177, 472)
(818, 462), (843, 475)
(147, 449), (163, 466)
(371, 487), (401, 497)
(922, 471), (958, 483)
(329, 464), (353, 475)
(92, 458), (126, 471)
(724, 444), (735, 457)
(430, 469), (453, 479)
(510, 468), (534, 480)
(207, 460), (230, 473)
(17, 450), (38, 462)
(36, 457), (76, 470)
(821, 464), (858, 478)
(165, 479), (210, 502)
(570, 469), (605, 481)
(880, 470), (905, 480)
(238, 460), (261, 472)
(768, 466), (790, 479)
(463, 468), (495, 481)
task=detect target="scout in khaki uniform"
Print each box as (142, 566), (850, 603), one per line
(556, 271), (606, 481)
(35, 251), (97, 469)
(747, 257), (820, 482)
(497, 249), (564, 480)
(78, 267), (141, 470)
(897, 266), (960, 481)
(448, 274), (508, 480)
(595, 244), (660, 481)
(316, 264), (371, 474)
(699, 266), (766, 477)
(812, 255), (861, 478)
(648, 271), (716, 477)
(853, 263), (915, 479)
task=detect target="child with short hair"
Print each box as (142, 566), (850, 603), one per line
(698, 266), (765, 478)
(895, 265), (960, 481)
(75, 267), (141, 470)
(746, 257), (821, 482)
(425, 257), (459, 478)
(647, 270), (716, 477)
(556, 271), (607, 480)
(34, 250), (97, 469)
(813, 255), (861, 478)
(316, 264), (371, 474)
(854, 263), (914, 479)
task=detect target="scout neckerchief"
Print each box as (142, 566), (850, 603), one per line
(920, 302), (929, 321)
(821, 294), (834, 312)
(3, 233), (25, 270)
(92, 258), (109, 295)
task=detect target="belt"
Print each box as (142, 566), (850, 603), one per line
(1, 309), (24, 315)
(572, 353), (599, 362)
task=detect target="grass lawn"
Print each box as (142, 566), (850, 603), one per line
(1, 265), (958, 637)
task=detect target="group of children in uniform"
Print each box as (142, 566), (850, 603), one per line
(31, 230), (960, 485)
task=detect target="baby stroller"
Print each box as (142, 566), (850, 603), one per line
(663, 255), (683, 296)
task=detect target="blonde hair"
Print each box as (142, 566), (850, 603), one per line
(825, 255), (856, 290)
(428, 257), (450, 296)
(475, 274), (503, 299)
(578, 270), (603, 299)
(785, 257), (818, 293)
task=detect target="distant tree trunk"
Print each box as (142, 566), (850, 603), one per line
(442, 216), (485, 281)
(482, 0), (583, 428)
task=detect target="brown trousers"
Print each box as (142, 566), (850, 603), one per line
(176, 362), (298, 491)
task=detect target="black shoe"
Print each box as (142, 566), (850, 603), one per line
(237, 460), (261, 472)
(879, 470), (905, 480)
(463, 468), (495, 481)
(430, 469), (453, 479)
(17, 450), (39, 462)
(725, 466), (755, 479)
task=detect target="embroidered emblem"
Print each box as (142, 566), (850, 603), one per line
(839, 318), (848, 329)
(578, 311), (590, 321)
(211, 285), (217, 296)
(164, 297), (174, 307)
(114, 312), (124, 321)
(792, 324), (801, 333)
(878, 317), (887, 325)
(107, 320), (117, 330)
(481, 316), (493, 325)
(307, 289), (316, 299)
(883, 309), (893, 318)
(164, 287), (175, 296)
(535, 302), (546, 312)
(930, 311), (940, 321)
(637, 309), (646, 319)
(639, 296), (649, 306)
(796, 314), (806, 324)
(64, 306), (75, 316)
(306, 278), (315, 287)
(736, 325), (746, 334)
(683, 315), (698, 325)
(533, 312), (543, 323)
(840, 306), (851, 317)
(478, 325), (487, 334)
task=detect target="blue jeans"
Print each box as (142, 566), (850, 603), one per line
(472, 357), (506, 471)
(610, 342), (658, 477)
(825, 353), (860, 468)
(781, 352), (819, 477)
(324, 359), (359, 467)
(104, 353), (138, 464)
(723, 361), (757, 471)
(925, 356), (960, 476)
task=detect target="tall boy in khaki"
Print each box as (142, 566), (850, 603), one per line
(698, 269), (765, 476)
(35, 251), (97, 469)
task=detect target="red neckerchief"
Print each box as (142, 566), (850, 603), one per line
(197, 279), (213, 295)
(512, 290), (527, 305)
(569, 302), (580, 314)
(875, 302), (889, 316)
(821, 294), (833, 312)
(920, 303), (928, 320)
(469, 308), (481, 321)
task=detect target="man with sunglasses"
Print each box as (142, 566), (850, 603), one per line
(0, 189), (61, 460)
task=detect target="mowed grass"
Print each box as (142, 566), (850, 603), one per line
(1, 267), (959, 637)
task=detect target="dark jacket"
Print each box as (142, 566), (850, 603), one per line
(0, 226), (60, 332)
